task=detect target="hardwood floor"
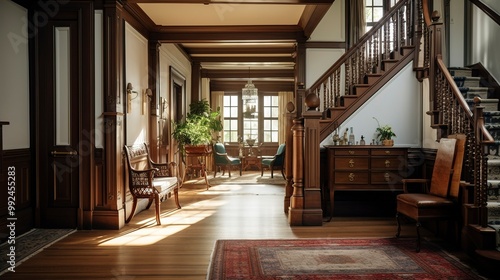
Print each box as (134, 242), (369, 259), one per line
(0, 176), (476, 279)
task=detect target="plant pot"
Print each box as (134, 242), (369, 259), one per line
(185, 144), (212, 155)
(382, 139), (394, 146)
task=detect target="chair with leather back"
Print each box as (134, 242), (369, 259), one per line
(261, 143), (286, 179)
(213, 143), (242, 178)
(396, 134), (466, 252)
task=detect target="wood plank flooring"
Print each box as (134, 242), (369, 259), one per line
(0, 176), (474, 279)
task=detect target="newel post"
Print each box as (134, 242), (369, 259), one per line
(288, 117), (304, 226)
(284, 102), (296, 213)
(289, 93), (323, 226)
(427, 11), (443, 125)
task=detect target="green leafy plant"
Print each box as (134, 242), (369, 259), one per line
(373, 117), (396, 141)
(172, 99), (223, 151)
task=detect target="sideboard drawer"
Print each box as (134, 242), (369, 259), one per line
(334, 171), (369, 184)
(334, 149), (370, 156)
(371, 157), (405, 169)
(371, 149), (406, 156)
(335, 157), (369, 169)
(371, 171), (404, 185)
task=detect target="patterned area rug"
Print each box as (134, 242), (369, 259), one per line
(207, 238), (484, 279)
(0, 228), (76, 275)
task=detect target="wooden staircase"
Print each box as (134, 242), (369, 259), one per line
(320, 46), (415, 140)
(448, 65), (500, 275)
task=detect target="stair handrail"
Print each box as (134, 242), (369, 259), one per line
(306, 0), (418, 114)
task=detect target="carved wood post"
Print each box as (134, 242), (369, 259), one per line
(473, 97), (489, 228)
(284, 102), (296, 213)
(98, 1), (126, 229)
(301, 93), (323, 226)
(428, 11), (443, 129)
(288, 117), (304, 226)
(148, 41), (160, 162)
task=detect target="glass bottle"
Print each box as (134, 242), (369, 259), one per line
(360, 135), (365, 145)
(348, 127), (355, 145)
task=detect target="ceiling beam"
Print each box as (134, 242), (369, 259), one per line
(150, 25), (307, 42)
(193, 56), (294, 63)
(187, 46), (295, 55)
(210, 80), (294, 92)
(127, 0), (335, 4)
(203, 69), (294, 79)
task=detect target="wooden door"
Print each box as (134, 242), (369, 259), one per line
(37, 17), (80, 228)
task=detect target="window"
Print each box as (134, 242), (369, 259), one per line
(243, 99), (258, 141)
(221, 93), (279, 144)
(262, 96), (279, 142)
(365, 0), (384, 32)
(365, 0), (397, 32)
(223, 95), (239, 142)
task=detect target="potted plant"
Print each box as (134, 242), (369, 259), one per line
(373, 117), (396, 146)
(172, 99), (223, 155)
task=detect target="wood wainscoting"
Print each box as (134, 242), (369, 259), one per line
(0, 149), (32, 240)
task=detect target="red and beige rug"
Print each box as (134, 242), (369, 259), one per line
(207, 238), (484, 279)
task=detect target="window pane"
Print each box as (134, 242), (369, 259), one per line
(271, 131), (278, 142)
(374, 0), (383, 6)
(271, 107), (279, 118)
(373, 7), (383, 21)
(263, 107), (271, 118)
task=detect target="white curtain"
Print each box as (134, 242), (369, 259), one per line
(349, 0), (366, 47)
(211, 91), (224, 141)
(278, 91), (294, 144)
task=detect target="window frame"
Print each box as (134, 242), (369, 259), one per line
(221, 92), (279, 145)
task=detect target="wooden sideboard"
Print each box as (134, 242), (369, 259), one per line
(325, 145), (408, 219)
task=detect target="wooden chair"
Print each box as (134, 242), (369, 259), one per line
(261, 143), (286, 179)
(213, 143), (242, 177)
(396, 134), (466, 252)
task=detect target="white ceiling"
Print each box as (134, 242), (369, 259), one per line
(138, 3), (306, 26)
(129, 0), (335, 83)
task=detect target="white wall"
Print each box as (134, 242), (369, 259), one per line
(125, 22), (150, 146)
(0, 1), (30, 149)
(481, 0), (500, 14)
(306, 0), (345, 88)
(308, 0), (344, 42)
(449, 0), (465, 68)
(321, 62), (422, 148)
(470, 4), (500, 82)
(159, 43), (192, 117)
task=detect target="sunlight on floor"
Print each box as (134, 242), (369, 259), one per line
(98, 197), (226, 246)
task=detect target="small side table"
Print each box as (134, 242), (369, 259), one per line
(242, 156), (261, 171)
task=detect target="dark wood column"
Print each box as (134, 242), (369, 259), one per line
(148, 41), (161, 162)
(94, 0), (126, 229)
(191, 61), (202, 102)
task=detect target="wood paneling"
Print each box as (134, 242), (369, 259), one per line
(0, 149), (32, 239)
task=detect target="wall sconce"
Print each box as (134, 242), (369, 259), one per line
(142, 88), (153, 115)
(126, 82), (138, 113)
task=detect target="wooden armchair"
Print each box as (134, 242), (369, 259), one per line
(213, 143), (242, 177)
(261, 143), (286, 179)
(396, 134), (466, 252)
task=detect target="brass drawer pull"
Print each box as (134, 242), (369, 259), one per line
(385, 150), (391, 154)
(348, 173), (355, 182)
(384, 172), (391, 181)
(349, 150), (355, 155)
(385, 160), (391, 167)
(349, 159), (355, 167)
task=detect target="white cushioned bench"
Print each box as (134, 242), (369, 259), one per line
(123, 143), (181, 225)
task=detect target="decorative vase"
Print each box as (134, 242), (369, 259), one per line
(382, 139), (394, 146)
